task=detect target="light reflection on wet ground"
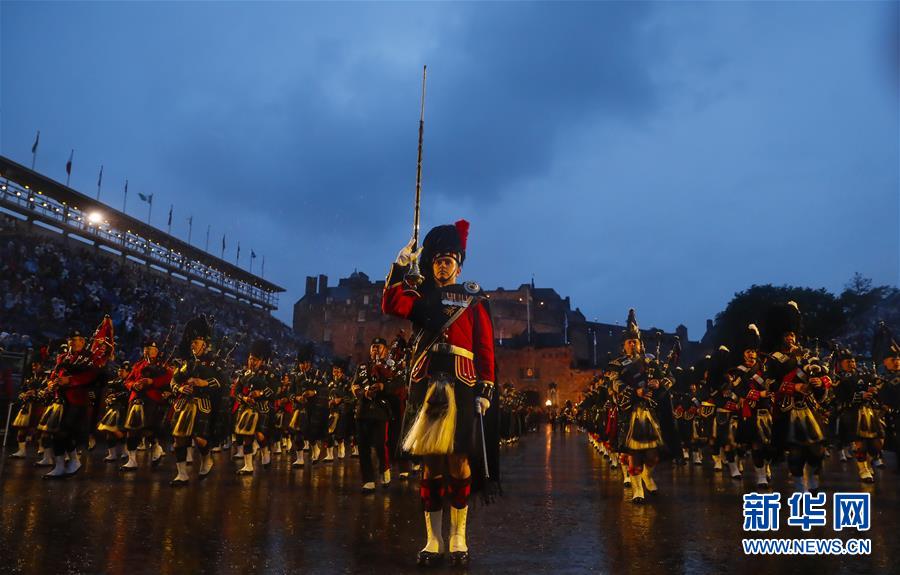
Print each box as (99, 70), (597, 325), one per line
(1, 427), (896, 574)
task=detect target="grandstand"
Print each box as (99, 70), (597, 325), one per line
(0, 155), (283, 310)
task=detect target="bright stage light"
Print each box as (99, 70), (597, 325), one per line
(88, 211), (104, 224)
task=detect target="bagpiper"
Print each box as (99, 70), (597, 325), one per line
(38, 319), (113, 479)
(292, 344), (328, 464)
(234, 339), (278, 475)
(832, 346), (883, 483)
(383, 220), (498, 567)
(763, 301), (830, 493)
(324, 357), (354, 462)
(873, 325), (899, 472)
(10, 359), (48, 459)
(96, 361), (131, 462)
(709, 345), (742, 479)
(352, 336), (397, 492)
(607, 309), (665, 503)
(169, 315), (225, 486)
(121, 338), (173, 471)
(728, 324), (775, 488)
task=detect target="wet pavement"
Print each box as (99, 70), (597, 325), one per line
(1, 427), (897, 575)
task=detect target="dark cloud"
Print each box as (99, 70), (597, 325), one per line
(1, 2), (896, 335)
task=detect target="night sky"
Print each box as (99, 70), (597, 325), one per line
(2, 2), (897, 338)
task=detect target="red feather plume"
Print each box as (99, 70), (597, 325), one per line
(455, 219), (469, 251)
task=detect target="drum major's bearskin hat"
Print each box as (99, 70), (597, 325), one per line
(421, 220), (469, 270)
(371, 337), (387, 347)
(142, 337), (159, 349)
(331, 356), (350, 371)
(249, 339), (273, 361)
(761, 301), (802, 353)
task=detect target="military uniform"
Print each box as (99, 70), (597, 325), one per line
(353, 345), (397, 491)
(96, 362), (131, 462)
(382, 220), (497, 567)
(763, 302), (830, 493)
(234, 339), (278, 475)
(833, 348), (884, 483)
(169, 315), (225, 486)
(120, 342), (173, 470)
(38, 327), (106, 479)
(728, 324), (775, 487)
(10, 362), (48, 459)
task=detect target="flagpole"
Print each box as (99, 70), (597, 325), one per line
(187, 217), (193, 245)
(147, 196), (152, 224)
(261, 256), (265, 278)
(123, 179), (128, 212)
(31, 130), (40, 170)
(250, 253), (254, 275)
(205, 225), (210, 252)
(96, 165), (103, 200)
(167, 204), (173, 234)
(65, 149), (74, 187)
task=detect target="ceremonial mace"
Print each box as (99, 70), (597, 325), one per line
(404, 65), (427, 288)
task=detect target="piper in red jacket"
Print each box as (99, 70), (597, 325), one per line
(121, 338), (173, 471)
(41, 328), (101, 479)
(382, 219), (495, 568)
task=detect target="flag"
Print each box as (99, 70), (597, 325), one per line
(251, 250), (257, 260)
(187, 215), (193, 226)
(167, 205), (173, 226)
(66, 150), (74, 175)
(221, 233), (226, 253)
(237, 242), (241, 260)
(97, 165), (103, 188)
(31, 131), (40, 154)
(138, 192), (153, 204)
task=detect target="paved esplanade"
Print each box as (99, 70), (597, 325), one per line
(1, 428), (896, 574)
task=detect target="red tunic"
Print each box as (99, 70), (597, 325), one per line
(382, 278), (495, 387)
(125, 359), (173, 404)
(52, 352), (99, 406)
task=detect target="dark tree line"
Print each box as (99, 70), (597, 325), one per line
(708, 273), (898, 358)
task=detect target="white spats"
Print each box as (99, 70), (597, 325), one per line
(11, 442), (28, 458)
(337, 442), (346, 459)
(630, 473), (645, 503)
(727, 461), (742, 479)
(36, 448), (55, 467)
(754, 465), (769, 488)
(239, 450), (255, 474)
(323, 447), (335, 462)
(121, 450), (138, 470)
(261, 447), (271, 467)
(857, 460), (874, 483)
(449, 506), (469, 553)
(421, 510), (444, 554)
(292, 450), (305, 467)
(151, 443), (165, 463)
(173, 461), (190, 483)
(199, 454), (214, 477)
(382, 469), (391, 486)
(64, 450), (81, 475)
(44, 456), (67, 478)
(641, 465), (658, 493)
